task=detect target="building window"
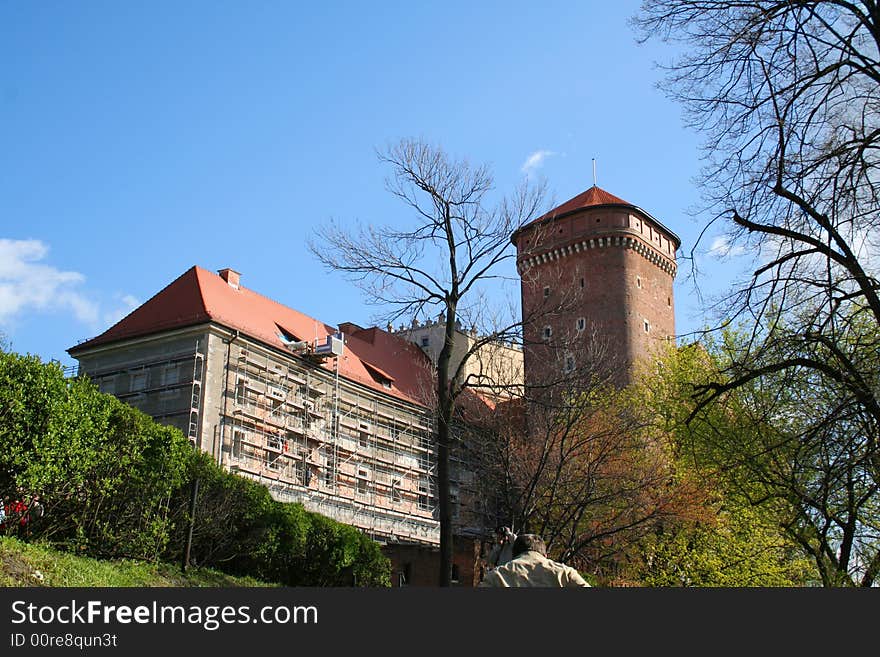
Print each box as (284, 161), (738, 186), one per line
(130, 371), (147, 393)
(576, 317), (585, 332)
(357, 468), (370, 496)
(418, 478), (432, 510)
(232, 429), (244, 459)
(161, 364), (179, 386)
(99, 376), (117, 395)
(543, 286), (550, 298)
(668, 297), (672, 308)
(322, 447), (336, 488)
(636, 276), (642, 289)
(644, 320), (650, 333)
(565, 355), (576, 373)
(293, 455), (310, 485)
(580, 277), (585, 289)
(234, 378), (247, 405)
(421, 336), (429, 348)
(543, 326), (552, 340)
(391, 478), (402, 503)
(359, 430), (370, 449)
(451, 564), (460, 584)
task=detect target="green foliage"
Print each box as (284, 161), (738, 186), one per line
(166, 452), (390, 586)
(0, 350), (190, 559)
(0, 347), (390, 587)
(637, 503), (814, 587)
(619, 342), (817, 587)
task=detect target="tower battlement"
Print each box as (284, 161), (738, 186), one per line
(514, 185), (679, 389)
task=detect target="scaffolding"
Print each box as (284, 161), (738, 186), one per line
(188, 344), (204, 446)
(221, 336), (439, 545)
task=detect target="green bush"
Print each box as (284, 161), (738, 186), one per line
(166, 451), (391, 586)
(0, 348), (390, 586)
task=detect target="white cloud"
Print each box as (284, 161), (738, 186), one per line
(0, 238), (133, 330)
(520, 149), (556, 177)
(707, 235), (746, 259)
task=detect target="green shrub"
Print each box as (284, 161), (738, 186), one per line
(0, 348), (391, 586)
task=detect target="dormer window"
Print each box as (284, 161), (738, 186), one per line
(363, 360), (395, 391)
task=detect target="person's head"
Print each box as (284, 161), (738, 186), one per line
(512, 534), (547, 558)
(495, 525), (511, 540)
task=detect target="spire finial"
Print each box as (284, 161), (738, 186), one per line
(592, 158), (597, 187)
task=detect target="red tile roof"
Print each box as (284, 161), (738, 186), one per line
(543, 185), (633, 218)
(68, 266), (435, 407)
(512, 184), (681, 248)
(526, 184), (634, 229)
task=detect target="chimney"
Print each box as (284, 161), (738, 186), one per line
(218, 268), (241, 289)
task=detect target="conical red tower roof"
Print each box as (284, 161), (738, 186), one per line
(543, 185), (633, 217)
(512, 184), (679, 248)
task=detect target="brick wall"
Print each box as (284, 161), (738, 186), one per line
(517, 205), (676, 389)
(384, 536), (487, 587)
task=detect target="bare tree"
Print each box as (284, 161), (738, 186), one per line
(634, 1), (880, 584)
(459, 332), (707, 585)
(309, 138), (545, 586)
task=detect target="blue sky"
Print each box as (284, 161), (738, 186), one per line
(1, 1), (743, 369)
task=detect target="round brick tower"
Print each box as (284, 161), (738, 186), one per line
(512, 185), (679, 390)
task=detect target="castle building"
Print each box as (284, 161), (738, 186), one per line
(512, 185), (679, 389)
(66, 183), (679, 586)
(397, 316), (524, 401)
(67, 265), (488, 585)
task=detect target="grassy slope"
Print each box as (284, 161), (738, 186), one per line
(0, 537), (274, 587)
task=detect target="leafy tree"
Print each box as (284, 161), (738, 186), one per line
(0, 349), (189, 558)
(634, 0), (880, 586)
(627, 342), (816, 586)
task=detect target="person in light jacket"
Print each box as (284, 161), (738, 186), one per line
(479, 533), (591, 587)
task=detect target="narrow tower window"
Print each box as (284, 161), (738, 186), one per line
(636, 276), (642, 289)
(543, 286), (550, 298)
(543, 326), (552, 340)
(576, 317), (586, 332)
(644, 320), (650, 333)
